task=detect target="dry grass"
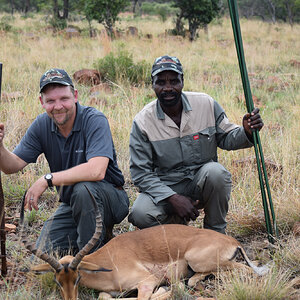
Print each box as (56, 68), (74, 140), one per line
(0, 12), (299, 299)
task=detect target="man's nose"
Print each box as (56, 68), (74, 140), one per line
(53, 101), (63, 110)
(163, 81), (173, 91)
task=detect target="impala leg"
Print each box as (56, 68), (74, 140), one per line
(188, 261), (254, 288)
(137, 276), (160, 300)
(98, 292), (138, 300)
(151, 287), (171, 300)
(98, 292), (114, 299)
(187, 272), (212, 287)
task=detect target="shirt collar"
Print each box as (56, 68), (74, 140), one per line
(50, 102), (82, 133)
(156, 92), (192, 120)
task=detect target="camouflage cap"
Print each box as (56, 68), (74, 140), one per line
(151, 55), (183, 77)
(40, 68), (74, 92)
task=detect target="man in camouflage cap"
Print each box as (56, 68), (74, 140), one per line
(128, 55), (263, 233)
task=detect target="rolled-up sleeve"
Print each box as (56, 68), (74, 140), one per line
(129, 121), (176, 203)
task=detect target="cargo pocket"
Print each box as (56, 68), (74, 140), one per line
(191, 128), (217, 163)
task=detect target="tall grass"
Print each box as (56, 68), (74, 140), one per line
(0, 12), (299, 299)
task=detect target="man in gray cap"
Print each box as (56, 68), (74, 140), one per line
(0, 68), (129, 254)
(128, 55), (263, 233)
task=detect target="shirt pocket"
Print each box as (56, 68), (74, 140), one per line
(191, 127), (217, 163)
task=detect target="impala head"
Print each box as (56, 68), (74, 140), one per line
(20, 185), (111, 300)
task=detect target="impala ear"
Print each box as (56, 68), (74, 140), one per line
(30, 263), (55, 274)
(78, 261), (112, 273)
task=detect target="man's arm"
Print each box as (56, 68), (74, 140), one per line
(215, 102), (263, 150)
(129, 121), (176, 203)
(26, 156), (109, 211)
(0, 123), (27, 173)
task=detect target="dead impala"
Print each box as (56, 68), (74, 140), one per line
(21, 186), (268, 300)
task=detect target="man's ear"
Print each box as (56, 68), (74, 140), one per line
(39, 95), (44, 106)
(74, 89), (78, 103)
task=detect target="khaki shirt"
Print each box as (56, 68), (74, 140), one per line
(129, 92), (253, 203)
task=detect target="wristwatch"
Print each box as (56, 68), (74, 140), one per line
(44, 173), (53, 188)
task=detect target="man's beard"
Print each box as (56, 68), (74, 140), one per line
(51, 110), (70, 126)
(158, 91), (181, 107)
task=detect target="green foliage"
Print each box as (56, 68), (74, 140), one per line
(141, 2), (179, 22)
(48, 16), (67, 30)
(78, 0), (129, 36)
(0, 16), (13, 31)
(25, 209), (40, 225)
(173, 0), (222, 40)
(94, 50), (151, 85)
(236, 0), (300, 24)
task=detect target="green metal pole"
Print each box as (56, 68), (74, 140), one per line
(227, 0), (278, 242)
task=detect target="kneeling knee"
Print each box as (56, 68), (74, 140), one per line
(205, 164), (231, 186)
(70, 182), (91, 207)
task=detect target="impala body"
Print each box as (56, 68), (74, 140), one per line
(22, 186), (268, 300)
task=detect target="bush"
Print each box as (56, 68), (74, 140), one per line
(49, 17), (67, 30)
(0, 16), (13, 32)
(0, 20), (12, 32)
(141, 2), (179, 21)
(94, 50), (151, 85)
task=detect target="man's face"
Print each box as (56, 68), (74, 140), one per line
(40, 85), (78, 127)
(152, 71), (183, 108)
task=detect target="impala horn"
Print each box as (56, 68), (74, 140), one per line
(20, 191), (63, 272)
(69, 185), (103, 270)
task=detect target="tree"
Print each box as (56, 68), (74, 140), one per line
(237, 0), (300, 25)
(264, 0), (276, 23)
(280, 0), (300, 26)
(79, 0), (129, 37)
(52, 0), (69, 19)
(173, 0), (222, 41)
(132, 0), (141, 15)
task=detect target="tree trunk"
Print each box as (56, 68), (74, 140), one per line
(88, 19), (93, 38)
(63, 0), (69, 19)
(188, 20), (198, 42)
(203, 24), (208, 35)
(175, 10), (184, 35)
(285, 0), (294, 27)
(23, 0), (30, 15)
(264, 0), (276, 23)
(104, 11), (114, 38)
(10, 0), (14, 15)
(133, 0), (138, 13)
(53, 0), (59, 18)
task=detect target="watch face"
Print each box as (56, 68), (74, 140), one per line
(45, 174), (52, 180)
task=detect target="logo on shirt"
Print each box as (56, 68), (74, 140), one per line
(75, 149), (83, 153)
(193, 135), (199, 140)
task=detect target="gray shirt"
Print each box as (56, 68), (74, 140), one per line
(14, 102), (124, 203)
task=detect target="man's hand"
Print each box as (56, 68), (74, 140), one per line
(242, 108), (264, 137)
(25, 176), (48, 211)
(167, 194), (200, 221)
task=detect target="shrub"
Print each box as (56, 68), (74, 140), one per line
(0, 16), (13, 32)
(94, 50), (151, 85)
(48, 17), (67, 30)
(141, 2), (179, 21)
